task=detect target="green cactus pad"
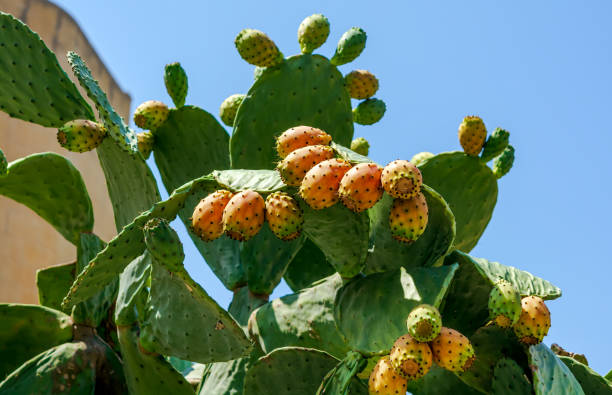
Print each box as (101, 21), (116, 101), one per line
(140, 261), (252, 363)
(418, 151), (498, 252)
(0, 149), (7, 176)
(231, 54), (353, 169)
(0, 153), (93, 245)
(36, 262), (76, 312)
(0, 13), (94, 127)
(228, 286), (269, 327)
(491, 358), (533, 395)
(352, 98), (386, 125)
(117, 325), (193, 395)
(164, 62), (188, 108)
(0, 304), (72, 379)
(199, 347), (264, 395)
(560, 356), (612, 394)
(333, 265), (458, 356)
(283, 239), (335, 291)
(407, 365), (481, 395)
(144, 218), (184, 271)
(213, 169), (285, 192)
(528, 344), (585, 395)
(493, 145), (515, 179)
(298, 14), (330, 54)
(115, 252), (152, 326)
(317, 351), (368, 395)
(331, 141), (372, 164)
(364, 185), (456, 274)
(481, 128), (510, 162)
(249, 274), (349, 359)
(330, 27), (367, 66)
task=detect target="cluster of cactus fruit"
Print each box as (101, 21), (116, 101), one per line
(0, 9), (611, 395)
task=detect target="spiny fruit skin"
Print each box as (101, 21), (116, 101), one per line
(275, 125), (332, 159)
(410, 152), (434, 167)
(234, 28), (282, 68)
(219, 94), (246, 127)
(277, 145), (335, 186)
(350, 137), (370, 156)
(353, 98), (386, 125)
(493, 145), (515, 179)
(137, 132), (154, 159)
(368, 356), (408, 395)
(299, 158), (352, 210)
(297, 14), (330, 54)
(389, 334), (433, 380)
(264, 192), (304, 241)
(430, 327), (476, 373)
(57, 120), (107, 153)
(191, 190), (234, 242)
(338, 163), (383, 212)
(488, 278), (521, 328)
(406, 304), (442, 342)
(344, 70), (379, 99)
(164, 62), (188, 108)
(458, 115), (487, 156)
(222, 190), (265, 241)
(389, 193), (429, 244)
(0, 148), (8, 176)
(513, 295), (551, 345)
(331, 27), (367, 66)
(133, 100), (169, 130)
(144, 218), (184, 271)
(381, 160), (423, 199)
(481, 127), (510, 162)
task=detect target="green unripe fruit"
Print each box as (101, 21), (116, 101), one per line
(410, 152), (434, 167)
(164, 62), (188, 108)
(481, 127), (510, 162)
(234, 29), (283, 67)
(492, 145), (515, 179)
(0, 148), (7, 176)
(133, 100), (169, 131)
(144, 218), (184, 271)
(353, 98), (386, 125)
(137, 132), (154, 160)
(406, 304), (442, 342)
(488, 279), (521, 328)
(57, 120), (107, 153)
(331, 27), (367, 66)
(219, 94), (246, 127)
(350, 137), (370, 156)
(344, 70), (379, 99)
(297, 14), (330, 54)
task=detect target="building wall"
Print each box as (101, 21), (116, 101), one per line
(0, 0), (130, 303)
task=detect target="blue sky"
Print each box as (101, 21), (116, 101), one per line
(50, 0), (612, 375)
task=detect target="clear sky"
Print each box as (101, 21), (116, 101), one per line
(48, 0), (612, 375)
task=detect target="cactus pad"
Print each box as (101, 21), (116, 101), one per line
(36, 262), (76, 312)
(491, 358), (532, 395)
(164, 62), (188, 108)
(283, 239), (335, 291)
(114, 252), (151, 326)
(559, 356), (612, 394)
(528, 344), (585, 395)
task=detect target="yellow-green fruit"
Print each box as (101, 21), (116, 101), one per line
(488, 279), (521, 328)
(430, 327), (475, 373)
(276, 144), (335, 186)
(133, 100), (169, 130)
(264, 192), (303, 241)
(381, 160), (423, 199)
(389, 334), (433, 380)
(368, 356), (408, 395)
(406, 304), (442, 342)
(458, 115), (487, 156)
(513, 296), (551, 345)
(389, 193), (428, 244)
(234, 28), (282, 67)
(137, 132), (154, 159)
(275, 125), (332, 159)
(297, 14), (330, 54)
(345, 70), (379, 99)
(219, 94), (246, 127)
(410, 152), (434, 167)
(353, 98), (386, 125)
(222, 190), (265, 241)
(191, 190), (234, 242)
(350, 137), (370, 156)
(57, 119), (107, 153)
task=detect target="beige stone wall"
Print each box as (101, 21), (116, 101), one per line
(0, 0), (131, 303)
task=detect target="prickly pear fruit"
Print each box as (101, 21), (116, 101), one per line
(353, 98), (386, 125)
(410, 152), (434, 167)
(276, 126), (332, 159)
(406, 304), (442, 342)
(389, 334), (433, 380)
(338, 163), (383, 212)
(513, 295), (551, 345)
(389, 193), (428, 243)
(381, 160), (423, 199)
(277, 145), (335, 186)
(144, 218), (184, 271)
(137, 132), (154, 159)
(481, 127), (509, 162)
(350, 137), (370, 156)
(299, 158), (352, 210)
(219, 94), (246, 127)
(133, 100), (169, 130)
(57, 120), (107, 153)
(331, 27), (367, 66)
(368, 356), (408, 395)
(344, 70), (379, 99)
(222, 190), (265, 241)
(0, 148), (8, 176)
(458, 116), (487, 156)
(191, 190), (234, 242)
(264, 192), (304, 241)
(493, 145), (515, 179)
(164, 62), (188, 108)
(488, 279), (521, 328)
(430, 327), (476, 373)
(297, 14), (330, 54)
(234, 29), (283, 67)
